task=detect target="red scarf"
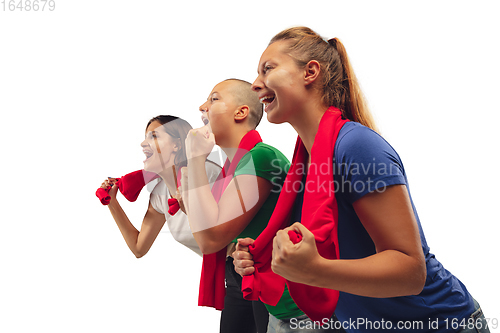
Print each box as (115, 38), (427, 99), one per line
(96, 170), (159, 205)
(166, 170), (184, 215)
(198, 130), (263, 310)
(97, 170), (183, 216)
(241, 107), (348, 322)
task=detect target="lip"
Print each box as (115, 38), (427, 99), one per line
(201, 113), (209, 125)
(143, 149), (154, 163)
(265, 98), (276, 113)
(260, 94), (276, 113)
(258, 92), (275, 102)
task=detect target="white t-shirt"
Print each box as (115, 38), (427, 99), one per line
(149, 160), (221, 256)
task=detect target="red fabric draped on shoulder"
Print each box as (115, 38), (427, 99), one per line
(198, 130), (263, 310)
(241, 107), (349, 322)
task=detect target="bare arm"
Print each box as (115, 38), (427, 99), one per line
(272, 184), (426, 298)
(184, 157), (273, 254)
(103, 179), (166, 258)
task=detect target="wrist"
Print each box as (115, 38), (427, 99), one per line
(187, 155), (206, 166)
(108, 199), (120, 210)
(305, 254), (328, 287)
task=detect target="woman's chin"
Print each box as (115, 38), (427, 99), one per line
(144, 162), (176, 176)
(143, 161), (159, 173)
(266, 109), (284, 124)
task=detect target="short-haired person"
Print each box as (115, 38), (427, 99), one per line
(182, 79), (342, 332)
(233, 27), (489, 333)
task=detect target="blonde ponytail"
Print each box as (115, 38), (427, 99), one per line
(270, 27), (378, 132)
(328, 38), (378, 132)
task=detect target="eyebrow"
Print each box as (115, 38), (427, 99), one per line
(257, 61), (268, 74)
(146, 130), (159, 136)
(207, 91), (219, 100)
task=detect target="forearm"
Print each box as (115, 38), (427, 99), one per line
(107, 200), (143, 258)
(308, 250), (426, 298)
(186, 157), (222, 251)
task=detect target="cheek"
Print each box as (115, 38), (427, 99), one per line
(208, 103), (229, 127)
(267, 68), (295, 89)
(153, 138), (173, 155)
(152, 138), (162, 153)
(210, 102), (228, 115)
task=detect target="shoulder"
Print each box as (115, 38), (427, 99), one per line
(248, 142), (290, 167)
(235, 142), (290, 182)
(335, 122), (401, 163)
(333, 122), (407, 202)
(238, 142), (290, 171)
(150, 178), (167, 196)
(149, 179), (167, 214)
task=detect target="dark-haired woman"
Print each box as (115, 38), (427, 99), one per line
(100, 115), (220, 259)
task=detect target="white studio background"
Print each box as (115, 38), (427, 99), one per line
(1, 1), (499, 332)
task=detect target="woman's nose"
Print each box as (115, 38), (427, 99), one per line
(251, 77), (263, 92)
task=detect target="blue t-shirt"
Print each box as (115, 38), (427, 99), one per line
(292, 122), (474, 333)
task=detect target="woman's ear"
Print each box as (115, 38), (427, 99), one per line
(304, 60), (321, 86)
(173, 138), (182, 152)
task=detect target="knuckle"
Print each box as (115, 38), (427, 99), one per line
(271, 262), (277, 273)
(275, 252), (284, 264)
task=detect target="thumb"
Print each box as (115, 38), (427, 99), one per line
(289, 222), (314, 242)
(236, 237), (254, 250)
(208, 132), (215, 144)
(109, 183), (119, 195)
(180, 167), (188, 184)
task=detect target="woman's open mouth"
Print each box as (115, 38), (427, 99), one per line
(143, 149), (154, 163)
(260, 94), (276, 112)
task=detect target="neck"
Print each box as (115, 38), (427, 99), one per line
(158, 165), (178, 196)
(289, 101), (328, 155)
(220, 128), (249, 162)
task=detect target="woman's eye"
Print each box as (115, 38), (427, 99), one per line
(211, 97), (219, 102)
(264, 65), (273, 73)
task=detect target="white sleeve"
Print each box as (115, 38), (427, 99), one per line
(147, 162), (222, 257)
(149, 180), (167, 214)
(205, 160), (222, 190)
